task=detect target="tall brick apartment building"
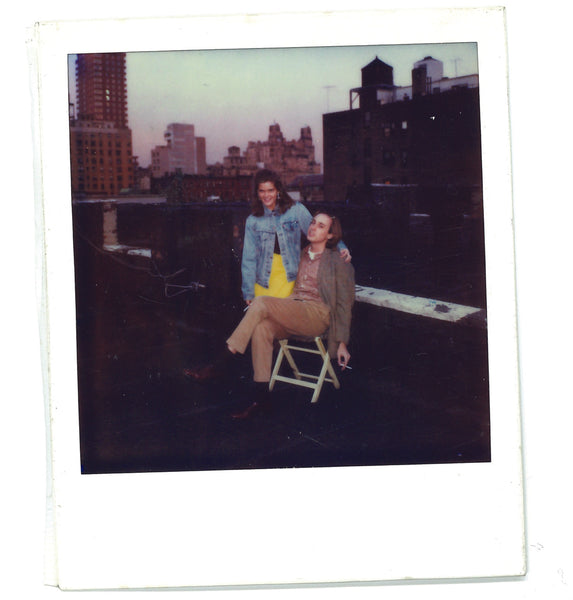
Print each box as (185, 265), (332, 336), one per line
(69, 53), (134, 196)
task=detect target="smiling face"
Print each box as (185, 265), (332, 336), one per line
(306, 213), (333, 249)
(257, 181), (278, 211)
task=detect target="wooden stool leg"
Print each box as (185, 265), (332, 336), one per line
(282, 341), (302, 380)
(315, 337), (340, 390)
(269, 343), (285, 391)
(270, 337), (341, 403)
(310, 354), (330, 403)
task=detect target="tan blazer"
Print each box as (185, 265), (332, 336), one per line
(316, 247), (355, 357)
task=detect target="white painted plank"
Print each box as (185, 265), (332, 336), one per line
(355, 285), (484, 323)
(102, 244), (152, 258)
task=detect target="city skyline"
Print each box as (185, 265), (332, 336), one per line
(68, 42), (478, 170)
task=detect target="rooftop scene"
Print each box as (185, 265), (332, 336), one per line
(73, 198), (489, 474)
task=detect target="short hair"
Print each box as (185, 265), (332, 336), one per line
(314, 212), (343, 248)
(251, 169), (295, 216)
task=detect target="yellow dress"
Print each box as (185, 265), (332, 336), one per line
(254, 253), (295, 298)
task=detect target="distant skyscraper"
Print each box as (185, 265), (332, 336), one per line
(75, 53), (128, 128)
(151, 123), (207, 177)
(70, 52), (134, 196)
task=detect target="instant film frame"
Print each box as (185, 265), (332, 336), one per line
(69, 43), (486, 474)
(31, 8), (524, 590)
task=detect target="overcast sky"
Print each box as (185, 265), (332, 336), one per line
(69, 42), (478, 169)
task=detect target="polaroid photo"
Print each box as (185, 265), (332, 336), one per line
(29, 7), (524, 590)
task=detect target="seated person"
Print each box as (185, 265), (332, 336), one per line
(189, 212), (355, 419)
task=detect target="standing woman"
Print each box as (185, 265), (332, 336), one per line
(241, 169), (350, 305)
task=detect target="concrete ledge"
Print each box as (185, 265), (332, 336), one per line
(355, 285), (486, 327)
(103, 244), (152, 258)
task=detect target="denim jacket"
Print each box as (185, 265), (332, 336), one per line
(241, 202), (347, 301)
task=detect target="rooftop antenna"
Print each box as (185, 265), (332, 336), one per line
(451, 57), (461, 77)
(323, 85), (336, 112)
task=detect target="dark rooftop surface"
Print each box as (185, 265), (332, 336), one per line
(73, 200), (490, 475)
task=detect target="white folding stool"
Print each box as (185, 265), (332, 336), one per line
(269, 336), (340, 403)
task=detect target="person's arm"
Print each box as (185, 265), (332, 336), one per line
(337, 342), (351, 370)
(241, 217), (257, 302)
(297, 202), (313, 237)
(333, 257), (356, 350)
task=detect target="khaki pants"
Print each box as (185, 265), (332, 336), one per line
(226, 296), (330, 382)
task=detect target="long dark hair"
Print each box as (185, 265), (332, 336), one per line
(251, 169), (295, 216)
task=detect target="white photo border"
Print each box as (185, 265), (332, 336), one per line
(32, 7), (525, 590)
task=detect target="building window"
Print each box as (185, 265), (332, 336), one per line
(383, 150), (396, 166)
